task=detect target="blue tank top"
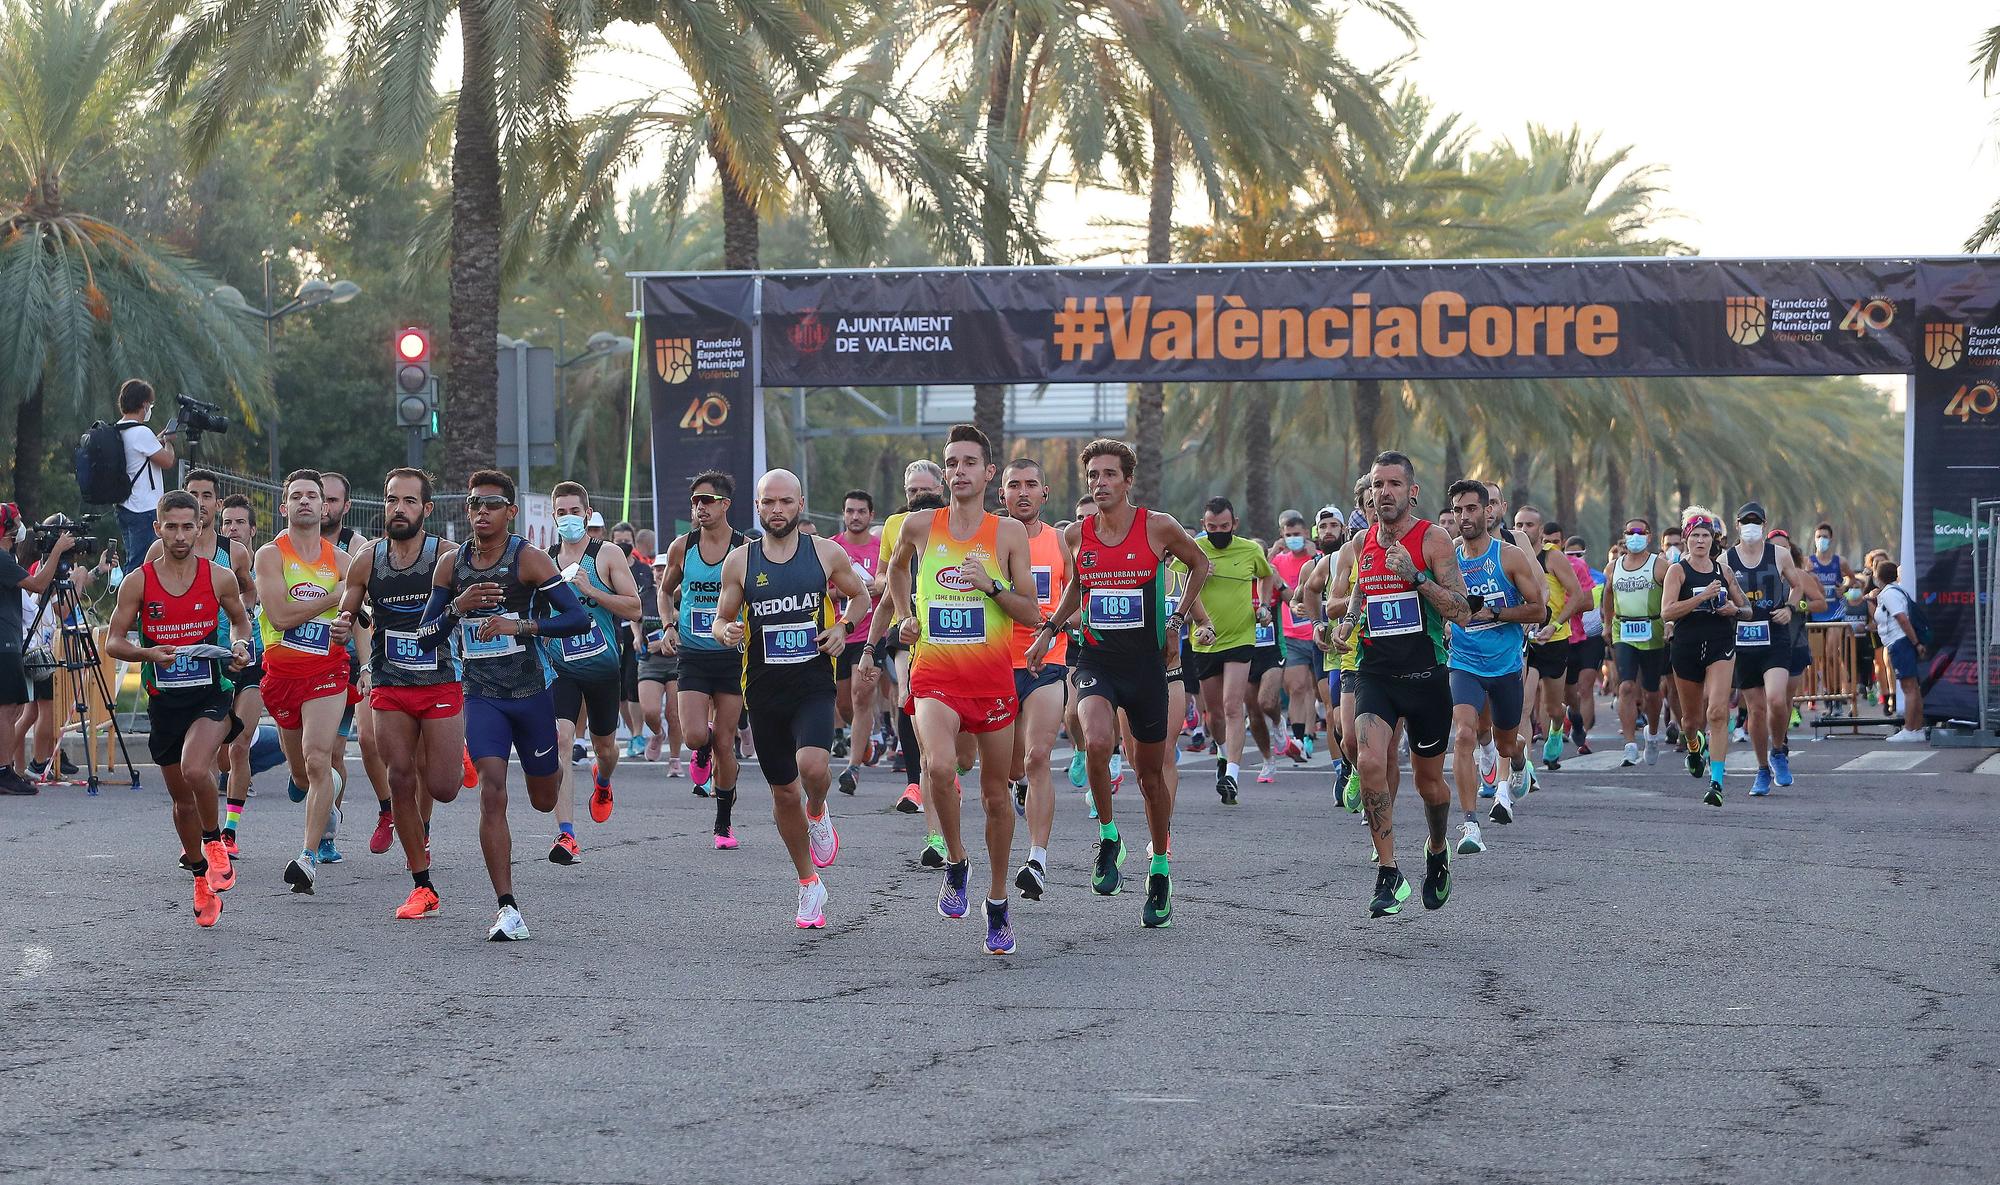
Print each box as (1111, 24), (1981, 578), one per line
(1808, 552), (1843, 622)
(1449, 536), (1526, 677)
(676, 529), (741, 653)
(541, 539), (622, 681)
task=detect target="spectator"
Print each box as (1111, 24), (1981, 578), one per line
(112, 379), (177, 574)
(0, 503), (78, 794)
(1873, 561), (1926, 743)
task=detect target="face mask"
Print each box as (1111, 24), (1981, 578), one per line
(1815, 537), (1832, 553)
(1625, 534), (1647, 553)
(1207, 531), (1235, 550)
(1739, 523), (1764, 544)
(556, 514), (587, 542)
(1284, 536), (1306, 552)
(1666, 546), (1682, 564)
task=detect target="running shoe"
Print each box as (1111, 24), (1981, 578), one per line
(461, 748), (478, 789)
(1703, 780), (1724, 807)
(315, 839), (343, 865)
(202, 839), (235, 892)
(1422, 846), (1451, 910)
(221, 830), (238, 858)
(1771, 750), (1793, 787)
(1368, 866), (1411, 917)
(1257, 759), (1276, 785)
(832, 732), (850, 759)
(939, 860), (971, 919)
(193, 874), (222, 927)
(1576, 737), (1594, 757)
(1685, 736), (1706, 779)
(571, 741), (588, 765)
(626, 734), (645, 760)
(1731, 726), (1748, 744)
(1092, 833), (1127, 896)
(1750, 768), (1772, 797)
(1621, 742), (1640, 768)
(1303, 736), (1316, 759)
(1067, 751), (1087, 788)
(1216, 773), (1238, 805)
(1488, 791), (1513, 826)
(713, 826), (737, 851)
(1645, 735), (1660, 766)
(283, 852), (317, 894)
(984, 899), (1015, 954)
(369, 810), (395, 855)
(689, 744), (713, 789)
(896, 784), (923, 813)
(394, 885), (441, 920)
(589, 764), (614, 823)
(921, 835), (948, 868)
(837, 767), (858, 796)
(807, 809), (838, 868)
(1456, 820), (1485, 855)
(1666, 721), (1681, 745)
(1282, 735), (1306, 764)
(1331, 758), (1349, 806)
(487, 904), (531, 941)
(667, 758), (682, 778)
(1789, 707), (1802, 729)
(1344, 770), (1362, 813)
(1142, 871), (1172, 928)
(1109, 752), (1123, 781)
(1109, 771), (1123, 793)
(796, 878), (827, 929)
(645, 732), (663, 763)
(1011, 779), (1028, 817)
(1541, 730), (1563, 770)
(286, 777), (306, 803)
(1015, 858), (1046, 901)
(549, 832), (582, 864)
(1084, 789), (1098, 821)
(1478, 750), (1499, 796)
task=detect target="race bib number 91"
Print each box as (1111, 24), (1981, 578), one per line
(1365, 591), (1423, 637)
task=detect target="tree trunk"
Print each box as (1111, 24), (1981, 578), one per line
(1133, 96), (1173, 509)
(1510, 446), (1532, 512)
(712, 133), (759, 271)
(1604, 456), (1625, 545)
(1676, 477), (1690, 518)
(443, 0), (503, 486)
(971, 13), (1017, 471)
(1442, 422), (1463, 490)
(1352, 379), (1382, 477)
(1553, 459), (1576, 535)
(1243, 383), (1272, 531)
(13, 378), (45, 510)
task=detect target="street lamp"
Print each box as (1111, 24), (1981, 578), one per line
(210, 254), (362, 482)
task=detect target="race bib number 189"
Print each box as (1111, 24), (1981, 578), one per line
(1088, 589), (1144, 630)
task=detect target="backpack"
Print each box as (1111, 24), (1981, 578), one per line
(1891, 584), (1934, 649)
(75, 420), (143, 506)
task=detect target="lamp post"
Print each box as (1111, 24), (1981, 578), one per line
(209, 253), (361, 483)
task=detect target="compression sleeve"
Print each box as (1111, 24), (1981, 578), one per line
(536, 577), (592, 638)
(413, 586), (458, 652)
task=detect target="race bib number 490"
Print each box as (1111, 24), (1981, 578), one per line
(763, 625), (820, 664)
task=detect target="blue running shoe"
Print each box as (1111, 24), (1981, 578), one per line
(1771, 750), (1793, 788)
(1541, 729), (1563, 766)
(1303, 736), (1316, 759)
(938, 860), (970, 919)
(1109, 752), (1123, 781)
(1331, 759), (1348, 807)
(287, 777), (306, 803)
(1477, 773), (1497, 799)
(1751, 767), (1772, 797)
(315, 838), (343, 864)
(984, 899), (1015, 954)
(1067, 751), (1087, 788)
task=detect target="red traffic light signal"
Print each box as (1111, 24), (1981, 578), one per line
(395, 327), (430, 363)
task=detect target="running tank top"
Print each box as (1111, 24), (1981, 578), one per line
(743, 537), (836, 707)
(677, 530), (742, 653)
(368, 536), (458, 686)
(452, 535), (550, 699)
(1539, 545), (1572, 643)
(835, 532), (881, 644)
(1014, 522), (1068, 668)
(1074, 508), (1166, 664)
(1355, 520), (1447, 673)
(1608, 554), (1665, 650)
(1808, 553), (1844, 623)
(1674, 558), (1733, 648)
(1273, 549), (1315, 640)
(1843, 575), (1873, 635)
(259, 534), (342, 673)
(210, 540), (234, 649)
(912, 509), (1013, 699)
(1449, 537), (1525, 677)
(140, 558), (223, 700)
(1726, 544), (1784, 650)
(542, 539), (621, 679)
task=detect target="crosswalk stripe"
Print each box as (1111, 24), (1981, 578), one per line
(1974, 753), (2000, 776)
(1833, 750), (1934, 773)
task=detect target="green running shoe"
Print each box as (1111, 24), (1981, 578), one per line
(1702, 781), (1723, 807)
(1068, 750), (1087, 788)
(1368, 866), (1410, 917)
(1421, 845), (1451, 910)
(1542, 729), (1563, 764)
(920, 834), (948, 868)
(1142, 871), (1172, 928)
(1344, 770), (1362, 813)
(1092, 833), (1127, 895)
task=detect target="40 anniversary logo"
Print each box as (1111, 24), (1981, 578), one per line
(680, 392), (730, 434)
(1943, 380), (1999, 424)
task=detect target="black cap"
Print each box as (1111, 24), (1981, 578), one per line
(1737, 501), (1767, 524)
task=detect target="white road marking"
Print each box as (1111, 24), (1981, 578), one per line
(13, 945), (52, 980)
(1833, 751), (1933, 773)
(1975, 753), (2000, 777)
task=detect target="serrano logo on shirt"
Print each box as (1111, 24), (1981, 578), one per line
(934, 567), (975, 592)
(288, 582), (322, 599)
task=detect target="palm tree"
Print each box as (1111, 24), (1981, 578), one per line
(1969, 23), (2000, 250)
(0, 0), (264, 508)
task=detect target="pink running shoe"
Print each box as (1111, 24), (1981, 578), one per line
(713, 826), (737, 850)
(689, 745), (713, 788)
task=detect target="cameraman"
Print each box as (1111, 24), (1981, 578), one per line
(14, 515), (112, 781)
(0, 503), (79, 795)
(113, 379), (178, 575)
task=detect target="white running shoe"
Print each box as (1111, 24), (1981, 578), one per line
(1731, 726), (1748, 744)
(1621, 742), (1640, 767)
(1885, 728), (1927, 743)
(1257, 758), (1276, 784)
(1475, 743), (1497, 784)
(1456, 820), (1485, 854)
(1645, 734), (1660, 766)
(796, 878), (827, 928)
(487, 904), (531, 941)
(806, 809), (839, 868)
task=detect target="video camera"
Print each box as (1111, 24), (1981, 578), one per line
(170, 393), (230, 442)
(31, 519), (102, 564)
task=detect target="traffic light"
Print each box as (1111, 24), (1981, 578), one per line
(393, 326), (435, 433)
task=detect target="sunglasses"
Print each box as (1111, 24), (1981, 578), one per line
(690, 493), (729, 506)
(466, 495), (513, 511)
(1625, 526), (1650, 535)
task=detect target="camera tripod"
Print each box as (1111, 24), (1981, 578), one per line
(23, 572), (141, 795)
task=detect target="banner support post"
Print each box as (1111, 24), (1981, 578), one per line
(622, 279), (643, 524)
(752, 276), (767, 489)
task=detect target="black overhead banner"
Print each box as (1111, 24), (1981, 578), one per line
(643, 275), (759, 536)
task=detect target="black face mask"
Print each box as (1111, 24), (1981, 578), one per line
(1207, 531), (1234, 550)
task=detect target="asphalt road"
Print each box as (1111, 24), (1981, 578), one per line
(4, 720), (1997, 1185)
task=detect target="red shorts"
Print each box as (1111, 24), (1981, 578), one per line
(261, 660), (354, 731)
(905, 688), (1018, 734)
(370, 681), (464, 721)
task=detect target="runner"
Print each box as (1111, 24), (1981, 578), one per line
(1658, 521), (1688, 742)
(1302, 479), (1377, 812)
(1272, 510), (1322, 767)
(1186, 496), (1274, 805)
(1247, 539), (1288, 783)
(655, 471), (747, 847)
(832, 489), (883, 795)
(319, 471), (394, 855)
(541, 481), (642, 861)
(1662, 508), (1747, 805)
(882, 425), (1044, 954)
(1445, 480), (1543, 850)
(1562, 535), (1604, 756)
(1330, 452), (1472, 918)
(1301, 504), (1350, 776)
(999, 459), (1069, 900)
(710, 470), (870, 928)
(635, 535), (684, 774)
(1027, 438), (1213, 927)
(333, 469), (466, 918)
(1511, 505), (1584, 772)
(216, 495), (263, 854)
(1725, 502), (1819, 795)
(857, 462), (951, 846)
(1605, 516), (1669, 768)
(414, 470), (594, 940)
(1872, 559), (1929, 742)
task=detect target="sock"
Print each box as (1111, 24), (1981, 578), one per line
(188, 858), (208, 878)
(1029, 845), (1048, 869)
(986, 897), (1006, 909)
(1291, 722), (1306, 740)
(800, 874), (819, 887)
(558, 821), (575, 837)
(1709, 758), (1726, 783)
(1465, 810), (1476, 822)
(1150, 852), (1169, 875)
(497, 893), (517, 910)
(413, 868), (433, 890)
(1225, 761), (1240, 781)
(715, 787), (736, 831)
(377, 800), (392, 817)
(225, 800), (244, 830)
(808, 807), (826, 822)
(1099, 821), (1118, 842)
(300, 847), (317, 864)
(201, 829), (221, 843)
(1511, 755), (1525, 771)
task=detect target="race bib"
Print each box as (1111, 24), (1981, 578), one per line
(383, 628), (436, 673)
(762, 624), (819, 664)
(1463, 583), (1511, 632)
(1255, 621), (1277, 647)
(1364, 590), (1423, 637)
(281, 618), (332, 656)
(1735, 620), (1771, 647)
(1619, 619), (1655, 645)
(926, 602), (987, 645)
(686, 608), (716, 637)
(1164, 595), (1181, 618)
(155, 651), (212, 690)
(558, 626), (610, 663)
(461, 616), (524, 659)
(1088, 588), (1144, 631)
(1031, 566), (1053, 603)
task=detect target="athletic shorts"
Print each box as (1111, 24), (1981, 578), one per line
(30, 676), (54, 703)
(466, 690), (561, 778)
(748, 692), (836, 785)
(1613, 644), (1668, 693)
(370, 681), (464, 721)
(553, 674), (622, 737)
(678, 648), (744, 698)
(230, 661), (264, 691)
(1171, 637), (1199, 694)
(1525, 642), (1568, 681)
(1787, 631), (1811, 678)
(1195, 644), (1256, 684)
(1669, 633), (1735, 683)
(261, 660), (354, 731)
(1732, 639), (1785, 690)
(835, 644), (867, 682)
(1250, 644), (1282, 684)
(1326, 669), (1342, 707)
(1013, 663), (1067, 705)
(0, 650), (28, 706)
(637, 649), (680, 685)
(1566, 636), (1606, 684)
(1072, 659), (1171, 745)
(907, 688), (1018, 735)
(1282, 637), (1320, 669)
(148, 690), (235, 767)
(619, 638), (640, 701)
(1887, 637), (1920, 681)
(1449, 667), (1524, 732)
(1350, 666), (1452, 758)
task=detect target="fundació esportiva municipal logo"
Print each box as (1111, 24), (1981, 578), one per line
(1924, 322), (1966, 370)
(655, 337), (694, 384)
(1725, 296), (1767, 346)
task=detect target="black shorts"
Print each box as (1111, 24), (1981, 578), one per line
(1195, 644), (1256, 684)
(1613, 644), (1668, 693)
(1733, 641), (1786, 690)
(619, 637), (640, 701)
(1669, 632), (1735, 683)
(835, 643), (868, 682)
(1351, 666), (1453, 758)
(1565, 636), (1606, 684)
(678, 648), (744, 698)
(1250, 644), (1282, 684)
(0, 650), (28, 706)
(231, 662), (264, 691)
(1073, 658), (1171, 745)
(30, 676), (55, 703)
(553, 674), (623, 737)
(1169, 638), (1199, 694)
(1013, 663), (1067, 705)
(747, 692), (835, 785)
(148, 690), (236, 767)
(1525, 642), (1568, 681)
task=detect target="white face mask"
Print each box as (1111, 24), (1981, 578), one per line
(1815, 536), (1832, 553)
(1624, 533), (1647, 553)
(1739, 523), (1764, 545)
(1666, 546), (1682, 564)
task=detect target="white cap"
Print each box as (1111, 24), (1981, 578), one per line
(587, 511), (606, 528)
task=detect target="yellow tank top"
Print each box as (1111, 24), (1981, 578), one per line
(1541, 544), (1572, 643)
(911, 509), (1013, 699)
(260, 533), (342, 672)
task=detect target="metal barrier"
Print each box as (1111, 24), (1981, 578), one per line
(1974, 497), (2000, 737)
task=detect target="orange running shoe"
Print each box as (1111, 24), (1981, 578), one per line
(461, 748), (478, 789)
(193, 875), (222, 927)
(896, 783), (923, 814)
(394, 885), (441, 919)
(549, 832), (582, 865)
(589, 762), (614, 824)
(203, 839), (235, 892)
